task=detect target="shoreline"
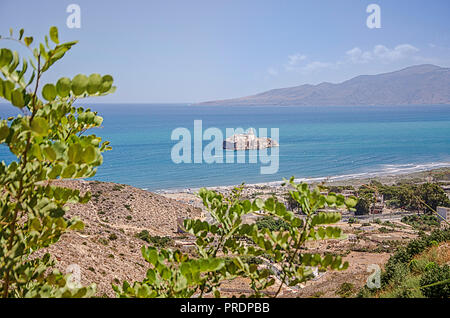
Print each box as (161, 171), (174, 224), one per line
(154, 164), (450, 194)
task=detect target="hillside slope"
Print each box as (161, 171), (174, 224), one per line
(198, 64), (450, 106)
(37, 180), (203, 297)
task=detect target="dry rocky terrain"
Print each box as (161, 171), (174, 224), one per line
(39, 179), (203, 297)
(39, 175), (443, 298)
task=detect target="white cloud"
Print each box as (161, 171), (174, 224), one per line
(287, 54), (307, 66)
(280, 44), (425, 75)
(284, 54), (307, 71)
(269, 43), (447, 81)
(345, 44), (419, 64)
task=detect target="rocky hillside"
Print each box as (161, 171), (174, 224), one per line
(38, 180), (203, 297)
(198, 64), (450, 106)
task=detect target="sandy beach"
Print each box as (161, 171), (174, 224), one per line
(158, 167), (450, 207)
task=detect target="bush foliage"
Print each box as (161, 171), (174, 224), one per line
(0, 27), (115, 297)
(358, 228), (450, 298)
(113, 179), (357, 298)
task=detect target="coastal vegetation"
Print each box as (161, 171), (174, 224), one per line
(401, 215), (440, 231)
(358, 228), (450, 298)
(360, 181), (450, 214)
(355, 197), (371, 215)
(255, 215), (290, 232)
(135, 230), (173, 248)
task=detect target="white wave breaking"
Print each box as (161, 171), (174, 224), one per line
(154, 161), (450, 193)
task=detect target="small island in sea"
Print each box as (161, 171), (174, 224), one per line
(223, 128), (279, 150)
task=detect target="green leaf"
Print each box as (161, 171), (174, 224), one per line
(48, 164), (62, 179)
(71, 74), (88, 95)
(62, 164), (76, 178)
(30, 143), (43, 160)
(43, 146), (57, 161)
(82, 146), (96, 163)
(49, 26), (59, 44)
(56, 77), (71, 97)
(242, 200), (252, 213)
(68, 143), (82, 163)
(0, 49), (13, 68)
(69, 220), (84, 230)
(8, 51), (19, 73)
(254, 198), (264, 210)
(11, 89), (25, 107)
(146, 269), (156, 283)
(42, 83), (57, 101)
(142, 247), (158, 265)
(24, 36), (33, 47)
(275, 202), (286, 215)
(87, 73), (102, 94)
(0, 125), (10, 141)
(264, 197), (275, 212)
(30, 117), (49, 136)
(180, 262), (191, 277)
(99, 75), (113, 93)
(2, 81), (14, 100)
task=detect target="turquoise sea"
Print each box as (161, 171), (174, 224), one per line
(1, 104), (450, 190)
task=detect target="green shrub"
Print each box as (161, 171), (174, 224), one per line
(355, 197), (370, 215)
(336, 282), (355, 298)
(112, 184), (124, 191)
(109, 233), (118, 241)
(379, 227), (393, 233)
(98, 237), (109, 246)
(348, 217), (358, 224)
(255, 215), (290, 231)
(224, 255), (263, 266)
(136, 230), (172, 248)
(420, 264), (450, 298)
(0, 26), (114, 298)
(401, 214), (440, 231)
(241, 255), (264, 265)
(381, 228), (450, 288)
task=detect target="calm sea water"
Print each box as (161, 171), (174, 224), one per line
(1, 104), (450, 190)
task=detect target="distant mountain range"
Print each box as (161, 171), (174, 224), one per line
(198, 64), (450, 106)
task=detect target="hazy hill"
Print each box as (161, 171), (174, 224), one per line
(198, 64), (450, 106)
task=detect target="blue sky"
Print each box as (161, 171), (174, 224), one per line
(1, 0), (449, 103)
